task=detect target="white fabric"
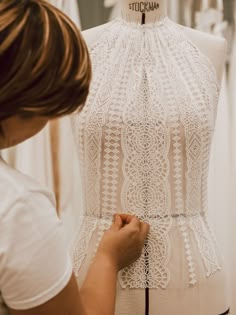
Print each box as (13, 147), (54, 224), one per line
(49, 0), (81, 28)
(167, 0), (180, 22)
(70, 17), (229, 314)
(228, 7), (236, 313)
(0, 157), (72, 314)
(54, 117), (84, 245)
(195, 6), (233, 312)
(104, 0), (117, 7)
(45, 1), (82, 222)
(1, 124), (54, 192)
(104, 0), (120, 21)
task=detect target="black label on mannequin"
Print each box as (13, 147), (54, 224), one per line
(129, 2), (160, 13)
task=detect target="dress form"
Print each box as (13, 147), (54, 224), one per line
(71, 1), (230, 314)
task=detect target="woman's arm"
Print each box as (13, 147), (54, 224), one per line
(10, 215), (149, 315)
(80, 214), (149, 315)
(10, 254), (116, 315)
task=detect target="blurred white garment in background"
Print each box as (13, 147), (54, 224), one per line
(228, 4), (236, 313)
(195, 3), (234, 313)
(104, 0), (120, 20)
(49, 0), (81, 28)
(1, 124), (54, 191)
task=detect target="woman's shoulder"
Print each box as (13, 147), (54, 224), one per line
(0, 156), (55, 217)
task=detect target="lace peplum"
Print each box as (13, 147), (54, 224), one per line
(71, 17), (222, 289)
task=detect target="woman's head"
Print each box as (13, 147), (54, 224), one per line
(0, 0), (91, 148)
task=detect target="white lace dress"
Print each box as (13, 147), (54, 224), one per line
(71, 17), (229, 314)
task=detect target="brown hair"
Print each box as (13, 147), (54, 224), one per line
(0, 0), (91, 120)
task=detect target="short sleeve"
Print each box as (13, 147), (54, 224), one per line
(0, 190), (72, 310)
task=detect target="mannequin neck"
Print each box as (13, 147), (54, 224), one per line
(120, 0), (167, 24)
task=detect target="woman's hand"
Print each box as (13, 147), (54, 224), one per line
(97, 214), (150, 270)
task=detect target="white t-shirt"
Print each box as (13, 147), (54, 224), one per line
(0, 156), (72, 314)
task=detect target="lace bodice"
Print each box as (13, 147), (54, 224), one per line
(71, 17), (222, 289)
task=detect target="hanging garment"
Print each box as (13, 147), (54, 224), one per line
(195, 4), (233, 311)
(104, 0), (120, 21)
(70, 17), (229, 314)
(49, 0), (81, 28)
(1, 124), (54, 193)
(46, 0), (83, 222)
(167, 0), (180, 22)
(228, 5), (236, 314)
(52, 117), (83, 244)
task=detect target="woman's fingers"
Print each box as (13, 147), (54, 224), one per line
(111, 214), (123, 231)
(140, 221), (150, 239)
(118, 213), (135, 225)
(120, 214), (141, 231)
(99, 213), (150, 270)
(118, 214), (149, 229)
(112, 213), (150, 240)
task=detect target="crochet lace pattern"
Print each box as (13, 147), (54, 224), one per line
(71, 17), (221, 289)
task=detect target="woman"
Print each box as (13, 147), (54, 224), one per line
(0, 1), (150, 314)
